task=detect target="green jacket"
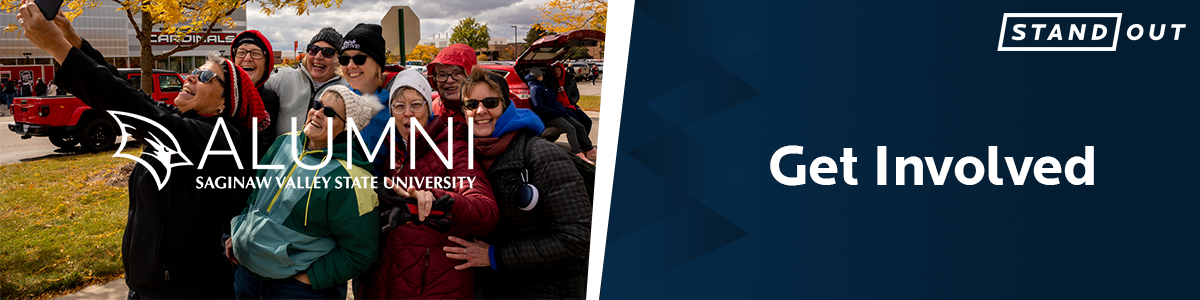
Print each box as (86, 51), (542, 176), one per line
(230, 132), (380, 290)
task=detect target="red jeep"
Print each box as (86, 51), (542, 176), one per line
(7, 68), (184, 152)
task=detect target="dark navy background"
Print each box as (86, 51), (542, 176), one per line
(602, 0), (1199, 298)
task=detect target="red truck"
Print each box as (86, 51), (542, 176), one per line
(7, 68), (184, 152)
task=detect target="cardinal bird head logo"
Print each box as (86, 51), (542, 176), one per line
(108, 111), (194, 190)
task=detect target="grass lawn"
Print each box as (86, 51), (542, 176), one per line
(578, 95), (601, 112)
(0, 151), (137, 299)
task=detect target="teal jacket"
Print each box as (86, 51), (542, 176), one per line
(230, 132), (380, 290)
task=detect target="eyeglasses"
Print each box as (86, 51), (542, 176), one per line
(235, 50), (265, 60)
(189, 69), (223, 85)
(391, 99), (427, 113)
(433, 71), (466, 83)
(338, 55), (369, 66)
(463, 97), (503, 110)
(310, 100), (345, 122)
(306, 44), (336, 59)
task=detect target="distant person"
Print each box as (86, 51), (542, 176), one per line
(2, 78), (14, 106)
(20, 78), (32, 97)
(590, 64), (599, 85)
(554, 63), (592, 134)
(527, 67), (596, 164)
(34, 78), (47, 96)
(46, 80), (57, 96)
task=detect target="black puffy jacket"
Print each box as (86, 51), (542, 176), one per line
(56, 40), (254, 299)
(475, 130), (591, 299)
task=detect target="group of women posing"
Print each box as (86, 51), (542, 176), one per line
(18, 3), (590, 299)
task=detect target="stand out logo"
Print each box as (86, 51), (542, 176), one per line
(997, 13), (1185, 51)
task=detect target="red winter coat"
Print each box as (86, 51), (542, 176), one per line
(362, 116), (498, 299)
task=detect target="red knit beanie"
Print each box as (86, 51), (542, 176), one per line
(220, 58), (271, 131)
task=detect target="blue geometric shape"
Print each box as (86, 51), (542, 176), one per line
(612, 102), (679, 152)
(601, 203), (748, 298)
(635, 0), (767, 68)
(625, 130), (751, 201)
(623, 8), (706, 105)
(605, 152), (699, 241)
(644, 66), (760, 127)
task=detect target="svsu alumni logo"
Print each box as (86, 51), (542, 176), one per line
(998, 13), (1186, 51)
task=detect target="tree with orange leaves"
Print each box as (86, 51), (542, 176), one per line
(536, 0), (606, 33)
(410, 44), (439, 64)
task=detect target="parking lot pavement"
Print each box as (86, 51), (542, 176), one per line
(577, 78), (602, 96)
(0, 116), (67, 166)
(0, 115), (139, 166)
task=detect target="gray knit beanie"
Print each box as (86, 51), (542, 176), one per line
(310, 27), (344, 50)
(322, 85), (383, 130)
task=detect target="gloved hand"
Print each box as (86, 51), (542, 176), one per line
(377, 184), (456, 234)
(380, 205), (417, 234)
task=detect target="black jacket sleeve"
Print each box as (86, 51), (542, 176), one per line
(564, 77), (580, 106)
(55, 42), (218, 159)
(78, 39), (121, 78)
(494, 138), (591, 273)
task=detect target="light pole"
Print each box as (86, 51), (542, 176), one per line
(22, 53), (31, 65)
(218, 50), (226, 58)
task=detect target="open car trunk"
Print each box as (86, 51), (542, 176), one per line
(514, 29), (605, 79)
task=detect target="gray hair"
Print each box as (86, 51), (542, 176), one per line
(204, 51), (230, 100)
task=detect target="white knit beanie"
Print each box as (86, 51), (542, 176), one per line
(389, 69), (433, 107)
(322, 85), (383, 130)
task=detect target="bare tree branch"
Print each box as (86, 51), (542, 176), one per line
(115, 0), (142, 37)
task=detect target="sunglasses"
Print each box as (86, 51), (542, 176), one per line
(306, 44), (337, 59)
(310, 100), (345, 122)
(338, 54), (369, 66)
(463, 97), (503, 110)
(189, 69), (223, 84)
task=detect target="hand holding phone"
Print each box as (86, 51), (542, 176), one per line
(34, 0), (62, 21)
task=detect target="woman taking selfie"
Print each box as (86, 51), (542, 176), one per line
(19, 4), (269, 298)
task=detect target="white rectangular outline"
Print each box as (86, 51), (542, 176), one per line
(997, 13), (1122, 51)
(587, 1), (634, 299)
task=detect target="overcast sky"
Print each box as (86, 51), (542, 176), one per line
(246, 0), (546, 53)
